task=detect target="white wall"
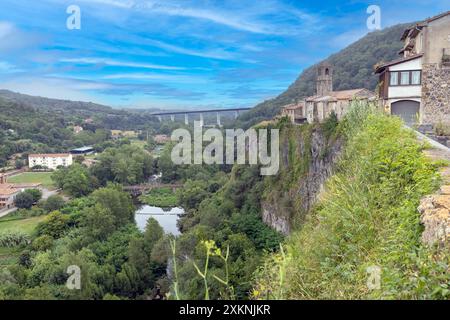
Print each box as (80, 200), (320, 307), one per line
(388, 85), (422, 98)
(389, 57), (422, 71)
(388, 57), (422, 99)
(29, 154), (73, 170)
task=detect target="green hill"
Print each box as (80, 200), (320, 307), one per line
(237, 23), (411, 128)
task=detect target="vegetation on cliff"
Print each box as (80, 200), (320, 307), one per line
(253, 104), (450, 299)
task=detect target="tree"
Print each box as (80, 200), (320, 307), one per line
(177, 180), (209, 210)
(91, 186), (135, 227)
(36, 211), (70, 239)
(15, 159), (24, 169)
(90, 145), (154, 186)
(14, 191), (34, 209)
(32, 235), (54, 251)
(143, 218), (164, 252)
(42, 195), (65, 212)
(52, 164), (94, 197)
(81, 204), (116, 242)
(25, 189), (42, 204)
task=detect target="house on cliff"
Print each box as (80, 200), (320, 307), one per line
(280, 63), (375, 124)
(375, 11), (450, 127)
(280, 102), (306, 124)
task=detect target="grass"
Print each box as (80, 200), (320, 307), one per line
(0, 215), (47, 268)
(130, 139), (147, 149)
(254, 103), (449, 300)
(8, 172), (54, 189)
(139, 187), (178, 207)
(0, 215), (47, 235)
(0, 247), (22, 267)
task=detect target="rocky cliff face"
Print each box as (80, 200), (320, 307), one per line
(262, 124), (343, 234)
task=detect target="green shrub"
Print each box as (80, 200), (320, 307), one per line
(32, 235), (54, 251)
(0, 231), (30, 247)
(254, 103), (448, 300)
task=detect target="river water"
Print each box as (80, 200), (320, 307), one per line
(135, 205), (184, 236)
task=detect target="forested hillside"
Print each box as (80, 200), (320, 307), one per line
(237, 23), (411, 128)
(0, 90), (162, 130)
(0, 95), (167, 167)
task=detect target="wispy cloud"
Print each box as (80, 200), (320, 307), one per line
(143, 39), (236, 60)
(102, 72), (208, 83)
(79, 0), (318, 35)
(59, 57), (185, 70)
(0, 61), (23, 73)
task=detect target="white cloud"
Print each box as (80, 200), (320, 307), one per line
(143, 39), (236, 60)
(59, 57), (185, 70)
(102, 72), (207, 83)
(0, 76), (104, 101)
(0, 21), (14, 39)
(77, 0), (318, 35)
(0, 61), (24, 74)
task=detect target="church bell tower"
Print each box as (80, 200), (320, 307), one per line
(316, 63), (333, 96)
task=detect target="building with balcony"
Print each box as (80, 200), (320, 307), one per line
(28, 153), (73, 170)
(375, 11), (450, 126)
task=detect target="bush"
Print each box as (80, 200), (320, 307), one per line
(41, 195), (65, 213)
(32, 235), (54, 251)
(36, 211), (70, 239)
(254, 103), (448, 299)
(0, 231), (30, 247)
(14, 192), (35, 209)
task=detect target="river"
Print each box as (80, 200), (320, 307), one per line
(135, 205), (184, 236)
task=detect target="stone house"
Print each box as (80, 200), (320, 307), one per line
(280, 63), (375, 124)
(375, 11), (450, 127)
(280, 102), (306, 124)
(0, 184), (20, 210)
(0, 175), (42, 210)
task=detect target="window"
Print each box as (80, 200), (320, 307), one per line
(390, 72), (398, 85)
(411, 71), (421, 85)
(389, 70), (421, 86)
(400, 72), (410, 85)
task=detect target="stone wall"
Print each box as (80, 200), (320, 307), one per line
(419, 186), (450, 246)
(422, 63), (450, 125)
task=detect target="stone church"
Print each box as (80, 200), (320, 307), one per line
(281, 63), (375, 124)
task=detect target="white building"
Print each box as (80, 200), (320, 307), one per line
(28, 153), (73, 170)
(375, 11), (450, 126)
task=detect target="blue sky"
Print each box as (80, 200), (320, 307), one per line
(0, 0), (448, 110)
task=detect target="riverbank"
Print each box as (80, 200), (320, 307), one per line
(139, 187), (178, 207)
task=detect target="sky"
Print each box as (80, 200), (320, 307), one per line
(0, 0), (448, 110)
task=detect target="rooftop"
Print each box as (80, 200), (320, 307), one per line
(307, 89), (374, 102)
(70, 146), (94, 152)
(401, 11), (450, 40)
(374, 53), (423, 74)
(29, 153), (72, 158)
(0, 184), (21, 196)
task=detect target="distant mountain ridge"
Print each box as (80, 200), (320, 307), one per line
(0, 89), (114, 114)
(237, 22), (412, 127)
